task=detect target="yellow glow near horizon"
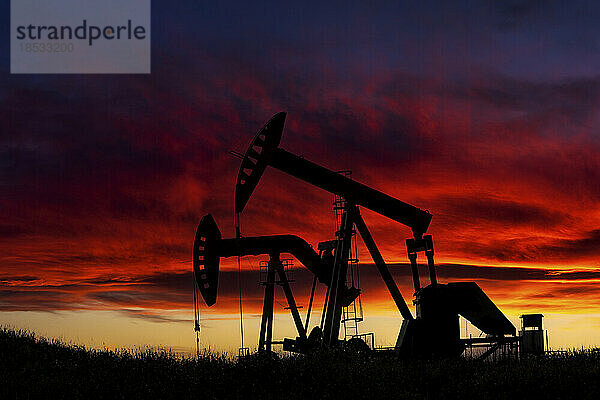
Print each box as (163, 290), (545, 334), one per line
(2, 307), (599, 355)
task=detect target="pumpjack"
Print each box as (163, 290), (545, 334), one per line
(194, 112), (520, 358)
(194, 213), (343, 353)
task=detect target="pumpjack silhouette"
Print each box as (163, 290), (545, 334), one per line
(193, 112), (546, 358)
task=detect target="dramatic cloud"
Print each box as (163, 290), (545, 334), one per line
(2, 264), (600, 319)
(1, 1), (599, 349)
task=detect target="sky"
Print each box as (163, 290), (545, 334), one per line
(1, 0), (600, 353)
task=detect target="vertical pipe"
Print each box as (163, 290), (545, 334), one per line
(323, 206), (354, 345)
(258, 306), (267, 351)
(266, 291), (274, 353)
(426, 252), (437, 286)
(424, 235), (437, 286)
(259, 265), (276, 352)
(408, 253), (421, 292)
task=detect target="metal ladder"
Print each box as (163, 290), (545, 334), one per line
(333, 171), (364, 341)
(342, 255), (363, 339)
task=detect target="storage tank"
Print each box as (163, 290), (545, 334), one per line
(520, 314), (545, 355)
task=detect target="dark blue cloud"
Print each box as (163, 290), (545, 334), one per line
(2, 1), (600, 316)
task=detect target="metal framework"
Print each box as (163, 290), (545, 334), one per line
(193, 112), (536, 358)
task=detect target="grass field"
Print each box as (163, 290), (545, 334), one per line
(1, 327), (599, 399)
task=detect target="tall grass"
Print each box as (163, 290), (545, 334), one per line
(1, 327), (598, 399)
